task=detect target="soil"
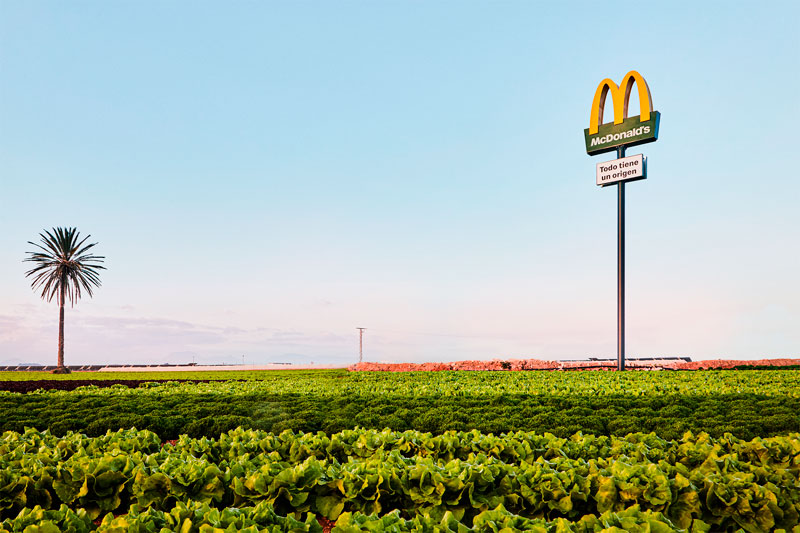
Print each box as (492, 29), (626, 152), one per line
(90, 512), (335, 530)
(318, 516), (335, 532)
(0, 379), (227, 393)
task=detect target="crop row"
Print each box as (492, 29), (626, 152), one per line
(2, 428), (799, 532)
(1, 500), (699, 533)
(2, 387), (798, 440)
(4, 370), (800, 397)
(6, 425), (793, 469)
(0, 369), (332, 383)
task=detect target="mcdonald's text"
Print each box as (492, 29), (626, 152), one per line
(584, 112), (660, 155)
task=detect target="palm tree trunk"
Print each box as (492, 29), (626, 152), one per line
(57, 283), (66, 371)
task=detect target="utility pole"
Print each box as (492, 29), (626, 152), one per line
(356, 328), (366, 363)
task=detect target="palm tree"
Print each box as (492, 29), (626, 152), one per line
(24, 227), (106, 373)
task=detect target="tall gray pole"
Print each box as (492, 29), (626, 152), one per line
(617, 145), (626, 371)
(357, 327), (366, 363)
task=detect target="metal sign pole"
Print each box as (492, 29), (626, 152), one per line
(584, 71), (659, 372)
(617, 145), (626, 371)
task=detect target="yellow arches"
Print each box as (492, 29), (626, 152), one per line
(589, 71), (653, 135)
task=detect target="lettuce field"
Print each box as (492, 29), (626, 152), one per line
(1, 369), (799, 532)
(2, 370), (799, 440)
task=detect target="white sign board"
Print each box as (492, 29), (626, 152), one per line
(596, 154), (646, 186)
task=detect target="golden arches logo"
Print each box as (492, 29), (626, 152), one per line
(589, 71), (653, 135)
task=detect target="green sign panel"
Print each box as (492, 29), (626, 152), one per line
(584, 111), (660, 155)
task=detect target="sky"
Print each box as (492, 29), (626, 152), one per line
(1, 1), (798, 366)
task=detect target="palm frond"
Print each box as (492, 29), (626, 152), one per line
(24, 227), (106, 306)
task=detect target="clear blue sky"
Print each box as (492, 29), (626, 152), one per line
(1, 1), (798, 366)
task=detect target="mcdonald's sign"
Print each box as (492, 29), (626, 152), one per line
(584, 71), (660, 155)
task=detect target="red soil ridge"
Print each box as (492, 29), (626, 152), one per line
(349, 358), (800, 372)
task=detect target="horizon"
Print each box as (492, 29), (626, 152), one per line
(2, 1), (799, 366)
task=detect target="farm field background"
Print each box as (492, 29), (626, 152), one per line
(2, 369), (800, 440)
(2, 369), (800, 532)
